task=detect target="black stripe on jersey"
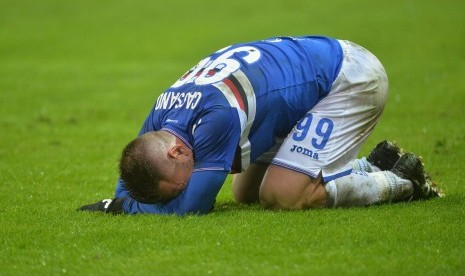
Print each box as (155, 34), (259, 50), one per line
(228, 74), (249, 116)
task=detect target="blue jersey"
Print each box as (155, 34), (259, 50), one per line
(140, 36), (343, 173)
(117, 36), (343, 215)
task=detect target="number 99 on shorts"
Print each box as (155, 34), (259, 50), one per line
(289, 113), (334, 160)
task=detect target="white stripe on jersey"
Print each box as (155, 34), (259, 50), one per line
(212, 70), (257, 171)
(233, 70), (256, 170)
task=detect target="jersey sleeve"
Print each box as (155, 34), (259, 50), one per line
(138, 105), (159, 135)
(190, 107), (242, 172)
(122, 170), (228, 215)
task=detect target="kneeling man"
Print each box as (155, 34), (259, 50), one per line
(79, 36), (441, 215)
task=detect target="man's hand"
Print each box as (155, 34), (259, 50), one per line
(77, 198), (126, 214)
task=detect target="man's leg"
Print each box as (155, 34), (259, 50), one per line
(351, 140), (404, 173)
(232, 163), (268, 204)
(324, 170), (413, 207)
(260, 40), (390, 210)
(259, 164), (413, 209)
(259, 165), (327, 209)
(326, 150), (443, 207)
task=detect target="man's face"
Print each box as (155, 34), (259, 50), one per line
(157, 178), (188, 203)
(156, 156), (194, 203)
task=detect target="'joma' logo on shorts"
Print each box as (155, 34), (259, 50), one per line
(290, 145), (319, 160)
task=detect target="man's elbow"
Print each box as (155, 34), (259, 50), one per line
(176, 203), (214, 216)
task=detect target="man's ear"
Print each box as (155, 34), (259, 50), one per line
(167, 145), (189, 159)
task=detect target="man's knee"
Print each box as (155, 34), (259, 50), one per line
(233, 186), (259, 204)
(232, 164), (267, 204)
(258, 183), (278, 209)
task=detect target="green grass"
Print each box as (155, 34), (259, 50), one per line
(1, 0), (464, 275)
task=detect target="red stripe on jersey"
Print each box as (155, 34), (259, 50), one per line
(223, 78), (245, 112)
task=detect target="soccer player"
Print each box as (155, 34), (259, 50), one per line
(78, 36), (441, 215)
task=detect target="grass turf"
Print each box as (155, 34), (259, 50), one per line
(1, 0), (464, 275)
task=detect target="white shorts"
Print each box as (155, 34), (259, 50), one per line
(268, 40), (389, 181)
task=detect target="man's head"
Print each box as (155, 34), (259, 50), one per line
(119, 131), (194, 204)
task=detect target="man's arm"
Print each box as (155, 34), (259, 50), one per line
(123, 170), (227, 215)
(114, 178), (129, 198)
(79, 102), (239, 215)
(80, 170), (228, 215)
